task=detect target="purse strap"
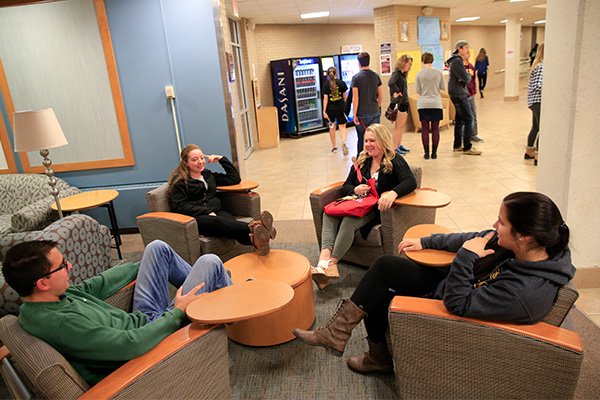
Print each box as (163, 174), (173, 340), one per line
(352, 157), (364, 182)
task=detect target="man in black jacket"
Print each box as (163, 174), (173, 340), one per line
(446, 40), (482, 156)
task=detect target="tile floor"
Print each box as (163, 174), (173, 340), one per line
(119, 84), (600, 326)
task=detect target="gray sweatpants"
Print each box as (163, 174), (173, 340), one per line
(321, 211), (376, 260)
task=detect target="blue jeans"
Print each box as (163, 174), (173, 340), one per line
(355, 112), (381, 154)
(132, 240), (232, 322)
(452, 96), (474, 151)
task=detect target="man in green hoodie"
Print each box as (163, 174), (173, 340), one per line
(2, 239), (232, 385)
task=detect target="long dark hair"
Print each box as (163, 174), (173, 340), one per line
(503, 192), (569, 257)
(476, 48), (487, 62)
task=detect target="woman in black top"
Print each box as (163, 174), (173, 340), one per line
(322, 67), (349, 155)
(294, 191), (574, 375)
(168, 144), (274, 255)
(387, 55), (413, 155)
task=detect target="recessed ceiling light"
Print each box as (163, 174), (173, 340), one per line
(300, 11), (329, 19)
(533, 4), (547, 8)
(455, 16), (480, 22)
(534, 19), (546, 24)
(509, 0), (529, 3)
(500, 19), (507, 23)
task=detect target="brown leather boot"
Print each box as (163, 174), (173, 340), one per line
(347, 338), (394, 374)
(249, 224), (270, 256)
(293, 299), (366, 357)
(250, 211), (277, 239)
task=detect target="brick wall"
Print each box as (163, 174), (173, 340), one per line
(247, 24), (376, 108)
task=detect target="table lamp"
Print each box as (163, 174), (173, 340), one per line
(13, 108), (68, 218)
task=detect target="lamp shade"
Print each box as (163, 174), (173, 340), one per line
(13, 108), (68, 152)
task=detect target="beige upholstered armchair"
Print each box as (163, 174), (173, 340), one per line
(310, 167), (439, 267)
(0, 214), (112, 317)
(0, 277), (230, 400)
(388, 283), (582, 399)
(136, 183), (261, 265)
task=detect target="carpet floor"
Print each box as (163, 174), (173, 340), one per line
(1, 236), (598, 399)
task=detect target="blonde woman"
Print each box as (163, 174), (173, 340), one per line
(168, 144), (275, 255)
(388, 55), (413, 155)
(313, 124), (417, 289)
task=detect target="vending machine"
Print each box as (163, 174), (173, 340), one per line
(270, 57), (324, 137)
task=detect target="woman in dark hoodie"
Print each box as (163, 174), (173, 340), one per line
(294, 191), (574, 374)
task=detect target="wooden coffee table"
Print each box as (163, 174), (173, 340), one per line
(51, 189), (122, 259)
(186, 280), (294, 324)
(224, 249), (315, 346)
(403, 224), (456, 267)
(216, 180), (259, 192)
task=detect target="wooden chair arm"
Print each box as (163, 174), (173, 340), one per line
(0, 345), (10, 361)
(389, 296), (582, 352)
(79, 324), (223, 400)
(136, 212), (195, 224)
(310, 181), (345, 197)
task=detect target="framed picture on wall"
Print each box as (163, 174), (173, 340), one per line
(440, 20), (450, 40)
(399, 20), (409, 42)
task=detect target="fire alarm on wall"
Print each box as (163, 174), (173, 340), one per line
(422, 6), (433, 16)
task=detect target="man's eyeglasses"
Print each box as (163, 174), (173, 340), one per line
(32, 258), (69, 287)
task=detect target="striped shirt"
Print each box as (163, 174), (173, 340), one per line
(528, 63), (543, 107)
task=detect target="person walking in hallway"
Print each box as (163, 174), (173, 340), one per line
(415, 52), (445, 160)
(525, 43), (544, 164)
(387, 55), (413, 155)
(323, 66), (349, 155)
(351, 52), (383, 155)
(464, 58), (484, 143)
(474, 48), (489, 98)
(446, 40), (482, 156)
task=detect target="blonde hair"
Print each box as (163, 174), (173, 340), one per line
(356, 124), (396, 174)
(395, 55), (413, 77)
(531, 42), (544, 70)
(167, 144), (202, 197)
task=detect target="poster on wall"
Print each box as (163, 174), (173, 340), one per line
(380, 54), (391, 75)
(227, 52), (235, 82)
(417, 16), (440, 46)
(341, 44), (362, 54)
(421, 45), (444, 70)
(380, 42), (391, 54)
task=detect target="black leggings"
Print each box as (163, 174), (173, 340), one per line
(478, 72), (487, 92)
(350, 256), (448, 342)
(195, 210), (252, 246)
(527, 102), (541, 148)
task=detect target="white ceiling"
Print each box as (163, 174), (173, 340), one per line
(235, 0), (547, 26)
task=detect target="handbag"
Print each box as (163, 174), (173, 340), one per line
(324, 161), (379, 218)
(385, 104), (398, 122)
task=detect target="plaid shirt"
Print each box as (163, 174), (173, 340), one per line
(528, 63), (543, 107)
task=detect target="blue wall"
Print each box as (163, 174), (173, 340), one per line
(1, 0), (233, 228)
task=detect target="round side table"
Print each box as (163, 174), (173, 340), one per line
(224, 249), (315, 346)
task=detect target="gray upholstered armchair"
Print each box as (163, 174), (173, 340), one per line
(0, 174), (80, 235)
(388, 283), (582, 399)
(310, 167), (437, 267)
(0, 214), (112, 316)
(136, 183), (261, 265)
(0, 278), (230, 400)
